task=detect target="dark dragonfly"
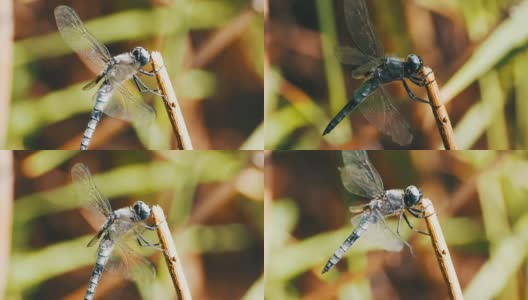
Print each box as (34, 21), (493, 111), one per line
(54, 6), (159, 150)
(323, 0), (429, 145)
(322, 151), (428, 273)
(71, 163), (160, 300)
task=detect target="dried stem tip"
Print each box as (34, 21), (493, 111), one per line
(150, 52), (193, 150)
(151, 205), (192, 300)
(421, 198), (463, 300)
(422, 67), (458, 150)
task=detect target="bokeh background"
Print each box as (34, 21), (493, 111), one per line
(2, 150), (263, 300)
(266, 0), (528, 149)
(3, 0), (263, 150)
(266, 150), (528, 299)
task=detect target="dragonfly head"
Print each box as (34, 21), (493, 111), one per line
(132, 47), (151, 67)
(404, 54), (423, 75)
(404, 185), (423, 207)
(133, 201), (151, 220)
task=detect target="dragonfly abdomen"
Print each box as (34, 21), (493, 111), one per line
(80, 83), (114, 150)
(322, 216), (370, 273)
(84, 239), (113, 300)
(323, 78), (381, 135)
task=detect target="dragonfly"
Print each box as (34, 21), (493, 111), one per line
(71, 163), (160, 300)
(55, 5), (160, 150)
(322, 150), (428, 274)
(323, 0), (430, 145)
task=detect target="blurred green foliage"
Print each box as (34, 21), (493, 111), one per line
(8, 0), (263, 149)
(266, 0), (528, 149)
(267, 151), (528, 300)
(6, 150), (263, 300)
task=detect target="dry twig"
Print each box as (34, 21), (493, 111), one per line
(422, 67), (459, 150)
(151, 205), (192, 300)
(421, 198), (463, 300)
(150, 52), (193, 150)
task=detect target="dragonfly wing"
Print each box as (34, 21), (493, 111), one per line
(351, 212), (404, 251)
(54, 5), (111, 75)
(336, 46), (374, 66)
(349, 203), (369, 213)
(350, 60), (381, 79)
(336, 46), (382, 79)
(343, 0), (384, 58)
(105, 236), (156, 283)
(357, 86), (413, 145)
(71, 163), (112, 224)
(102, 81), (156, 125)
(340, 150), (384, 198)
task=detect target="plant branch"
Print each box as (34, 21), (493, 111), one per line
(151, 205), (192, 300)
(422, 67), (459, 149)
(420, 198), (463, 300)
(150, 52), (193, 150)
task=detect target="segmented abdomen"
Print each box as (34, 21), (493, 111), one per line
(323, 78), (380, 135)
(322, 215), (370, 273)
(80, 83), (113, 150)
(84, 239), (113, 300)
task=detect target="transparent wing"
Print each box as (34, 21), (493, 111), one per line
(54, 5), (111, 75)
(340, 150), (384, 198)
(343, 0), (384, 58)
(350, 60), (382, 79)
(104, 235), (156, 283)
(336, 46), (375, 66)
(71, 163), (112, 224)
(336, 46), (382, 77)
(349, 203), (369, 214)
(101, 81), (156, 125)
(357, 86), (413, 145)
(350, 212), (404, 251)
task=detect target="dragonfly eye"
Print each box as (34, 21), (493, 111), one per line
(132, 47), (151, 67)
(405, 54), (423, 75)
(133, 201), (151, 220)
(404, 185), (422, 207)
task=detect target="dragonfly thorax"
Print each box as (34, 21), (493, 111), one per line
(132, 47), (151, 67)
(133, 201), (151, 220)
(404, 185), (423, 207)
(404, 54), (423, 75)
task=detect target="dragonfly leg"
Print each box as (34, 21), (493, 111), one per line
(139, 65), (164, 76)
(409, 75), (427, 87)
(135, 231), (165, 252)
(397, 211), (404, 236)
(403, 213), (429, 236)
(407, 243), (416, 257)
(136, 235), (159, 247)
(402, 79), (429, 103)
(139, 69), (155, 76)
(142, 216), (168, 230)
(142, 224), (159, 231)
(133, 75), (165, 97)
(408, 206), (434, 218)
(396, 234), (415, 257)
(376, 211), (414, 255)
(412, 70), (435, 86)
(136, 236), (165, 253)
